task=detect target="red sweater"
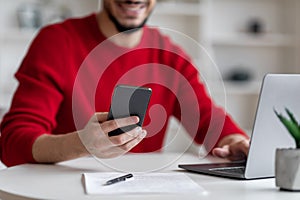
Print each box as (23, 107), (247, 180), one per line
(0, 14), (245, 167)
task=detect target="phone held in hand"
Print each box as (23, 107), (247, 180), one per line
(107, 85), (152, 137)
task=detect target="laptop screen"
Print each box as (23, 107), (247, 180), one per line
(245, 74), (296, 179)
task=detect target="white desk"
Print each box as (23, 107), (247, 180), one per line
(0, 153), (299, 200)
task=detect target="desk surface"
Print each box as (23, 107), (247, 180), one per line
(0, 153), (299, 200)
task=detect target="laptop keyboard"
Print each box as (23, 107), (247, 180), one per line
(208, 166), (245, 174)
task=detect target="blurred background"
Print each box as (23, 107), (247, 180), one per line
(0, 0), (300, 155)
(0, 0), (100, 118)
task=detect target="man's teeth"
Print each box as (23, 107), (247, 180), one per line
(121, 0), (146, 5)
(126, 7), (143, 11)
(121, 3), (145, 11)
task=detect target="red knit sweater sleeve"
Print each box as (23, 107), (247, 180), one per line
(177, 68), (247, 152)
(0, 26), (68, 166)
(165, 41), (247, 152)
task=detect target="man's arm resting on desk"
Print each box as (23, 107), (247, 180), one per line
(212, 134), (250, 161)
(32, 113), (146, 164)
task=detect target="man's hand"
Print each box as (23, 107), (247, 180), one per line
(212, 134), (250, 161)
(78, 112), (147, 159)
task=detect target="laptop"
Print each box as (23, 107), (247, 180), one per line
(179, 74), (298, 179)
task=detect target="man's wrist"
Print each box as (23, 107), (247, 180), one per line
(60, 131), (90, 160)
(32, 132), (90, 164)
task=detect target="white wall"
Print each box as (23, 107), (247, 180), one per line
(0, 0), (99, 118)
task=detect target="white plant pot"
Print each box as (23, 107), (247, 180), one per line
(275, 148), (300, 191)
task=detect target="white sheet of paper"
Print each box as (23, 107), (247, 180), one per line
(83, 172), (205, 195)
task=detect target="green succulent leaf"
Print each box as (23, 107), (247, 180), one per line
(274, 108), (300, 148)
(285, 107), (300, 128)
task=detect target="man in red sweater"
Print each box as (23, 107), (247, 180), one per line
(0, 0), (249, 167)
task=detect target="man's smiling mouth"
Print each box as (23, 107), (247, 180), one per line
(116, 0), (148, 13)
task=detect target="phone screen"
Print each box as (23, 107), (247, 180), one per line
(107, 85), (152, 137)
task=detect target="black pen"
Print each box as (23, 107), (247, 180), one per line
(104, 173), (134, 186)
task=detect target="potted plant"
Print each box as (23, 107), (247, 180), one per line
(274, 108), (300, 191)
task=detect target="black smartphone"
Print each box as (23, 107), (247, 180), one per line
(107, 85), (152, 137)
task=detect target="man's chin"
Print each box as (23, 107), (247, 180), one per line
(121, 27), (141, 34)
(114, 18), (148, 33)
(119, 23), (145, 34)
(107, 8), (148, 34)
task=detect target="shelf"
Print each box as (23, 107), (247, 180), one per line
(210, 80), (261, 96)
(154, 1), (205, 16)
(210, 33), (294, 47)
(223, 80), (262, 95)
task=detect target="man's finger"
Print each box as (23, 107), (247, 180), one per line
(118, 130), (147, 151)
(212, 145), (230, 158)
(94, 112), (109, 122)
(101, 116), (140, 133)
(109, 127), (143, 146)
(105, 130), (147, 158)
